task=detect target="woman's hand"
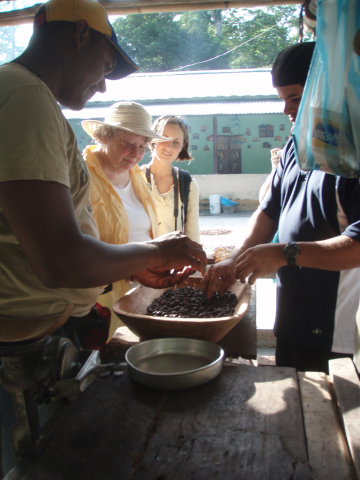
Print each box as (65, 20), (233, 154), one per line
(200, 257), (238, 299)
(133, 265), (196, 289)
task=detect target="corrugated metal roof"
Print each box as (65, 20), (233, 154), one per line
(63, 100), (284, 120)
(86, 69), (276, 104)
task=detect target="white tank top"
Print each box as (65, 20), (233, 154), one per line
(114, 180), (151, 243)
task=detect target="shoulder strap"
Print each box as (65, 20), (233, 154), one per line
(145, 165), (151, 186)
(172, 167), (179, 231)
(178, 169), (191, 228)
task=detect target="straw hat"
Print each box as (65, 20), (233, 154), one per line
(82, 102), (167, 141)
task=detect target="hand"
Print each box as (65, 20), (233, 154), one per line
(270, 148), (281, 169)
(200, 257), (237, 299)
(150, 232), (207, 276)
(133, 266), (196, 289)
(235, 244), (286, 284)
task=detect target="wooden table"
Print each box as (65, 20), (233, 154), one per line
(7, 361), (356, 480)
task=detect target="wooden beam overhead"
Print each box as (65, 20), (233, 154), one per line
(0, 0), (300, 27)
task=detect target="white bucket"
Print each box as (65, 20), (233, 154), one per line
(209, 195), (221, 214)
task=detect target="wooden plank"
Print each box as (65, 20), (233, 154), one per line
(7, 375), (165, 480)
(298, 371), (356, 480)
(329, 358), (360, 479)
(213, 115), (218, 173)
(7, 365), (311, 480)
(0, 0), (303, 27)
(136, 365), (311, 479)
(353, 319), (360, 374)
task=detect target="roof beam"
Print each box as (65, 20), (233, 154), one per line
(0, 0), (300, 27)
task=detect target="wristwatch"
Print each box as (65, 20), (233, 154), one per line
(283, 242), (300, 266)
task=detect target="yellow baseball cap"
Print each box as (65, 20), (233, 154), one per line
(34, 0), (139, 80)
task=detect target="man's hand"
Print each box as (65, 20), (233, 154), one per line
(133, 266), (196, 289)
(150, 232), (207, 276)
(235, 243), (286, 284)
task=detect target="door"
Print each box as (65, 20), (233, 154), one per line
(216, 135), (242, 174)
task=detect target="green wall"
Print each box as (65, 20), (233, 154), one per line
(216, 113), (292, 174)
(69, 112), (292, 175)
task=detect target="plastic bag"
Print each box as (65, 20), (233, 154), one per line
(293, 0), (360, 177)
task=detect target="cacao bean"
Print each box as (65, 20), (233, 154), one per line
(146, 287), (237, 319)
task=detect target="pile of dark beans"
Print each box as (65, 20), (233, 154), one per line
(146, 286), (238, 318)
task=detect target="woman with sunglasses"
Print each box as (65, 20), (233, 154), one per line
(142, 115), (200, 242)
(80, 102), (191, 342)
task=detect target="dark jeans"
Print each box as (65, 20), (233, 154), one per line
(275, 338), (353, 374)
(55, 303), (111, 351)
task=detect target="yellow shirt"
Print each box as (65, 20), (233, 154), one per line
(84, 147), (158, 336)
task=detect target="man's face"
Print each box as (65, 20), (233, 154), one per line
(58, 35), (117, 110)
(275, 84), (304, 124)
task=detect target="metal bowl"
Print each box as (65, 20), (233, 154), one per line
(125, 338), (225, 390)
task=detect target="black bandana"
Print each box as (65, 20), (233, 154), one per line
(272, 42), (316, 87)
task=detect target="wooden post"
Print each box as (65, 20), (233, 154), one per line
(0, 1), (301, 27)
(213, 115), (218, 174)
(298, 371), (356, 479)
(329, 357), (360, 478)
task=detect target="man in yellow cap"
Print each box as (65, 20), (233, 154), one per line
(0, 0), (206, 342)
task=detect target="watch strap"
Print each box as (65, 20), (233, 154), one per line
(283, 242), (300, 266)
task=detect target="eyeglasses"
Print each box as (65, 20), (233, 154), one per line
(119, 141), (148, 154)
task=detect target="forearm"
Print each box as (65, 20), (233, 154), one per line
(295, 235), (360, 271)
(0, 180), (206, 290)
(185, 188), (200, 243)
(47, 236), (161, 288)
(234, 234), (360, 286)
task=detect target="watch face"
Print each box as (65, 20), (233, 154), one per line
(285, 245), (298, 257)
(284, 242), (300, 260)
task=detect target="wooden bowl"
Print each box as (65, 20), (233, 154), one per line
(112, 277), (251, 344)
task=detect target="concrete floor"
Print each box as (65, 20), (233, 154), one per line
(199, 211), (252, 256)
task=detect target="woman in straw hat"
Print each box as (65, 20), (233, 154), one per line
(81, 102), (192, 341)
(141, 115), (200, 243)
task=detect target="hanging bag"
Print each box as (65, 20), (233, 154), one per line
(293, 0), (360, 177)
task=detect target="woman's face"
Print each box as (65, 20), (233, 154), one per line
(154, 123), (185, 164)
(103, 130), (148, 171)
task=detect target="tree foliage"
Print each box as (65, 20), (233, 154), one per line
(0, 26), (24, 65)
(112, 10), (228, 72)
(113, 6), (311, 73)
(222, 7), (306, 69)
(0, 2), (32, 65)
